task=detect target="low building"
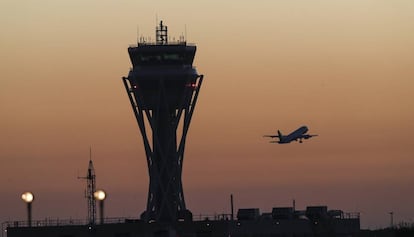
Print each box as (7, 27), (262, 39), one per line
(4, 205), (360, 237)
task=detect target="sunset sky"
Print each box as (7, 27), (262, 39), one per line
(1, 0), (414, 229)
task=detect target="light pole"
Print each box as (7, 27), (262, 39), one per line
(21, 192), (34, 227)
(389, 211), (394, 228)
(94, 190), (106, 224)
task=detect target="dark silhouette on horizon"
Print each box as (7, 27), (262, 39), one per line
(122, 21), (203, 222)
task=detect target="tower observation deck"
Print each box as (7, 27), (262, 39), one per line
(122, 21), (203, 222)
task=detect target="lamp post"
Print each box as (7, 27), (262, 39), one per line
(389, 211), (394, 228)
(21, 192), (34, 227)
(94, 190), (106, 224)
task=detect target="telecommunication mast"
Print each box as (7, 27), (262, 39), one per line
(79, 157), (97, 224)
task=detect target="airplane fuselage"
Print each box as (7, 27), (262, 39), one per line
(278, 126), (310, 144)
(264, 126), (317, 144)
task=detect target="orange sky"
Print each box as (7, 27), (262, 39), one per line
(1, 0), (414, 229)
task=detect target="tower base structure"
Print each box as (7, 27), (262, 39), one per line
(141, 209), (193, 223)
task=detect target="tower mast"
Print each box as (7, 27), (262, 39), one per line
(78, 149), (97, 224)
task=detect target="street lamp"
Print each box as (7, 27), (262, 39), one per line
(389, 211), (394, 229)
(94, 190), (106, 224)
(21, 192), (34, 227)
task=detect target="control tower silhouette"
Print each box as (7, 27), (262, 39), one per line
(122, 21), (203, 222)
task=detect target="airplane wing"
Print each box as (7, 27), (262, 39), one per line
(263, 135), (280, 138)
(301, 134), (318, 139)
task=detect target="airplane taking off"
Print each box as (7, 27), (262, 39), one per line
(263, 126), (318, 144)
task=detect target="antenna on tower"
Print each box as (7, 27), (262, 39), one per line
(156, 20), (168, 45)
(185, 24), (187, 42)
(137, 25), (140, 45)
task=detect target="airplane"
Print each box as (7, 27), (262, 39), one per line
(263, 126), (318, 144)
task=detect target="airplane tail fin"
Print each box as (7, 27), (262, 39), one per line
(277, 130), (283, 138)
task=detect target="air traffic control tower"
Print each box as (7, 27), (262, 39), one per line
(122, 21), (203, 223)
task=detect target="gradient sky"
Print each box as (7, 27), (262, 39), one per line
(1, 0), (414, 229)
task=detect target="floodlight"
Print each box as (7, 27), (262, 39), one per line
(21, 192), (34, 203)
(94, 190), (106, 201)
